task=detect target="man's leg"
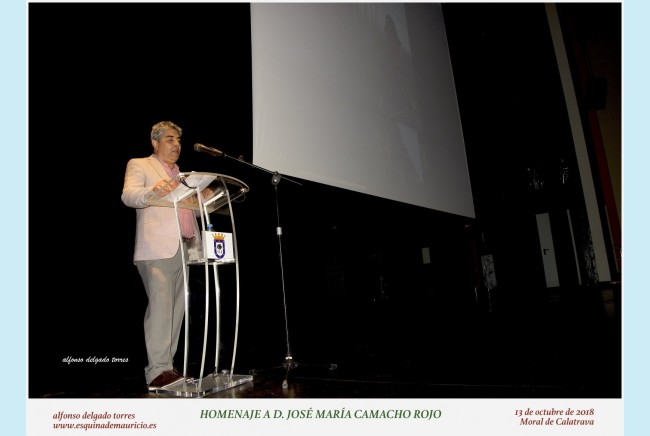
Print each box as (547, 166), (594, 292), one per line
(137, 247), (184, 385)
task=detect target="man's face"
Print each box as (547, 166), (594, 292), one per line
(153, 128), (181, 166)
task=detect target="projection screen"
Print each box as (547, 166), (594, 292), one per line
(251, 3), (475, 218)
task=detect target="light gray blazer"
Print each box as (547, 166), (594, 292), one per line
(121, 155), (200, 262)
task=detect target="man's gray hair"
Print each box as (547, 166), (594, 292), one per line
(151, 121), (183, 142)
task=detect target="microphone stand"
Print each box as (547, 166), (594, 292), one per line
(218, 152), (301, 388)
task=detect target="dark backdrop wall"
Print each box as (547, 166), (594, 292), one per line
(28, 3), (620, 398)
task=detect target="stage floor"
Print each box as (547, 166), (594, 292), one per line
(36, 362), (619, 399)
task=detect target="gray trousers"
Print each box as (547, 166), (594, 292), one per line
(136, 245), (186, 384)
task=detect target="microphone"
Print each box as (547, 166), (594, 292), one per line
(194, 143), (225, 157)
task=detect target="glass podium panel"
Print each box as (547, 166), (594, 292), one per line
(146, 172), (249, 214)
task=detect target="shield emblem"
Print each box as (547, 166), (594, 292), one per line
(214, 237), (226, 259)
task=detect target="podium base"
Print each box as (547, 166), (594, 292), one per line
(152, 373), (254, 398)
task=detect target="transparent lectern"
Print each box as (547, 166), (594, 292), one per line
(146, 172), (252, 397)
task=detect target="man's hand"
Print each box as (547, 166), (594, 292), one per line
(152, 178), (179, 198)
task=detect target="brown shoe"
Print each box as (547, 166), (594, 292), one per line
(148, 369), (184, 391)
